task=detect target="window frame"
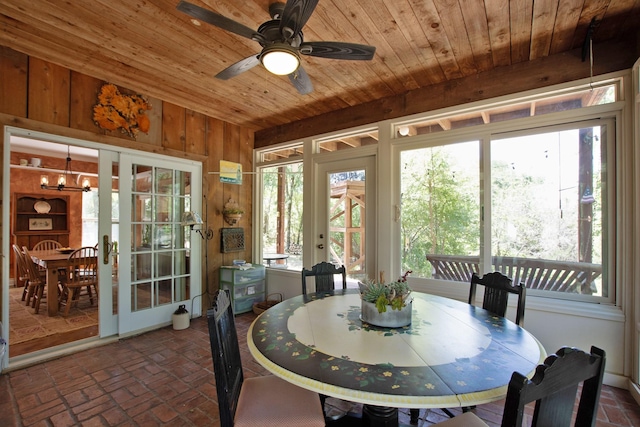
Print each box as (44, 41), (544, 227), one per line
(392, 97), (623, 305)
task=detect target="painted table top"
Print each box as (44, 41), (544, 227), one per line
(247, 289), (546, 409)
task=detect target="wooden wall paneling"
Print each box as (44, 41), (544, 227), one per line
(239, 126), (253, 262)
(0, 47), (28, 117)
(69, 71), (103, 132)
(205, 116), (225, 293)
(185, 110), (206, 156)
(27, 57), (71, 126)
(162, 102), (185, 151)
(221, 123), (244, 266)
(135, 95), (162, 145)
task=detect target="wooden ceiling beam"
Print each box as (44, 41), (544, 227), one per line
(255, 38), (637, 147)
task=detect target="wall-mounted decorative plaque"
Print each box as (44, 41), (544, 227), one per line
(29, 218), (52, 230)
(221, 228), (245, 253)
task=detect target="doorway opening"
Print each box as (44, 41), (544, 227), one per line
(8, 137), (100, 356)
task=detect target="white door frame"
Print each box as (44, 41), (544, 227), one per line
(313, 152), (377, 280)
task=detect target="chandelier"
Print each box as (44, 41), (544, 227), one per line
(40, 146), (91, 192)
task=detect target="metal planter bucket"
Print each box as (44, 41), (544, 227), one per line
(361, 299), (412, 328)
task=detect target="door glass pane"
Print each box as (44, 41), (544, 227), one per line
(130, 164), (192, 312)
(329, 169), (366, 281)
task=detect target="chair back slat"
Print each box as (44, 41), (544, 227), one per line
(67, 247), (98, 284)
(501, 346), (605, 427)
(32, 240), (62, 253)
(21, 247), (44, 286)
(12, 244), (29, 281)
(301, 261), (347, 294)
(208, 290), (243, 427)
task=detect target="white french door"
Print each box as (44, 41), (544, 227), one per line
(117, 154), (202, 335)
(315, 155), (376, 282)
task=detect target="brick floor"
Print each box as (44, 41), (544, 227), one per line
(1, 311), (639, 426)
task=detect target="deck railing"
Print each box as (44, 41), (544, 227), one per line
(426, 254), (602, 294)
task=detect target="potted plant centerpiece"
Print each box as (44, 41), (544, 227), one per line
(359, 270), (413, 327)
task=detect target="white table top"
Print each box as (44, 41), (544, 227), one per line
(247, 289), (546, 409)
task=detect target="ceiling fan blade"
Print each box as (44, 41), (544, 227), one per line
(288, 66), (314, 95)
(279, 0), (319, 40)
(215, 55), (261, 80)
(300, 41), (376, 60)
(177, 1), (258, 41)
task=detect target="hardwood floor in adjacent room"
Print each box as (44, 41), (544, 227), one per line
(7, 286), (98, 357)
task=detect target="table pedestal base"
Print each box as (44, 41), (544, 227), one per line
(326, 405), (411, 427)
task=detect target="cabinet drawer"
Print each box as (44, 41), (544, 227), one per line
(220, 265), (266, 284)
(223, 280), (265, 300)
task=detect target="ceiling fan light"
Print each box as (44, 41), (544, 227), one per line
(261, 45), (300, 75)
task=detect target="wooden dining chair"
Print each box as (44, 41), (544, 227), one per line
(59, 247), (98, 316)
(469, 271), (526, 327)
(21, 247), (48, 314)
(433, 346), (606, 427)
(301, 261), (347, 295)
(207, 289), (325, 427)
(13, 244), (36, 305)
(32, 239), (62, 252)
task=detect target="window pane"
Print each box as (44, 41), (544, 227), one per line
(400, 142), (480, 279)
(261, 163), (303, 269)
(491, 125), (606, 296)
(317, 129), (378, 153)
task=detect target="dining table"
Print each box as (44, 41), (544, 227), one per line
(29, 249), (79, 316)
(247, 289), (546, 426)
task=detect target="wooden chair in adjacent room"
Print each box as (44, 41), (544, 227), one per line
(207, 289), (325, 427)
(21, 247), (48, 314)
(432, 346), (606, 427)
(32, 239), (62, 252)
(301, 261), (347, 295)
(13, 244), (35, 305)
(59, 247), (98, 316)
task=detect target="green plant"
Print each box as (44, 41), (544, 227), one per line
(359, 270), (412, 313)
(222, 207), (244, 215)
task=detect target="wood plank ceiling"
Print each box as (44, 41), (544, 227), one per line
(1, 0), (638, 134)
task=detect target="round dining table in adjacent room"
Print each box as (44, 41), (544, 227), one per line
(247, 289), (546, 427)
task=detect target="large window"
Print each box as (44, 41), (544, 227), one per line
(400, 142), (479, 276)
(400, 121), (612, 301)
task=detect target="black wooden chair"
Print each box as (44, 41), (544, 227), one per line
(432, 346), (606, 427)
(207, 289), (325, 427)
(301, 261), (347, 295)
(469, 271), (526, 327)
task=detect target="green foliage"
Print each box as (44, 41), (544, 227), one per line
(400, 145), (479, 276)
(359, 273), (412, 313)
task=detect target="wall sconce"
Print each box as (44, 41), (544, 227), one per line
(398, 125), (411, 136)
(181, 211), (213, 240)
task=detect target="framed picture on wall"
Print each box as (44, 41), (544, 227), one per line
(29, 218), (53, 230)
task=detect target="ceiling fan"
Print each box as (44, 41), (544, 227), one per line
(176, 0), (376, 94)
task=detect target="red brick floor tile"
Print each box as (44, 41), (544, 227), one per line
(2, 313), (639, 426)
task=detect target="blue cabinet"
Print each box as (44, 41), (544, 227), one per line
(219, 264), (266, 314)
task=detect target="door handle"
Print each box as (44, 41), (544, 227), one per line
(103, 235), (113, 264)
